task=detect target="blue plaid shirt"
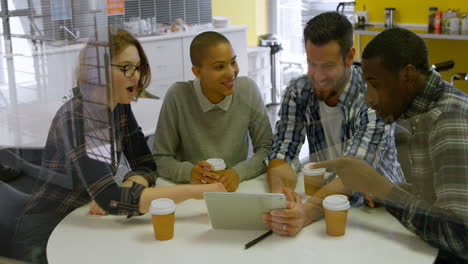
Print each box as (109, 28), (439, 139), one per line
(267, 65), (404, 183)
(384, 71), (468, 261)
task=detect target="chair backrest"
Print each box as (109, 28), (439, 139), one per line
(0, 148), (43, 180)
(431, 60), (455, 72)
(1, 148), (43, 167)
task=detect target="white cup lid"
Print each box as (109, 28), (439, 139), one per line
(322, 195), (350, 211)
(206, 158), (226, 171)
(150, 198), (175, 215)
(302, 162), (326, 175)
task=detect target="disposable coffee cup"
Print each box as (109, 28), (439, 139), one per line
(150, 198), (176, 241)
(322, 195), (351, 237)
(302, 163), (325, 196)
(206, 158), (227, 173)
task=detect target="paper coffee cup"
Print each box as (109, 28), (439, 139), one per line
(322, 195), (350, 237)
(302, 163), (325, 196)
(206, 158), (227, 172)
(150, 198), (176, 241)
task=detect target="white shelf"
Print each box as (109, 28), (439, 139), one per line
(354, 25), (468, 59)
(355, 27), (468, 41)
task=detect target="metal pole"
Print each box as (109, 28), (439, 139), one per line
(267, 0), (279, 35)
(0, 32), (4, 86)
(1, 0), (23, 149)
(1, 0), (18, 107)
(28, 0), (44, 102)
(271, 52), (277, 104)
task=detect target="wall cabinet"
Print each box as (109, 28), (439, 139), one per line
(247, 46), (272, 105)
(141, 38), (184, 99)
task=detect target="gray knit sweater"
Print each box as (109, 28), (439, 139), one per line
(153, 76), (273, 183)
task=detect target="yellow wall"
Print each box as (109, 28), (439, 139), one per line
(356, 0), (468, 91)
(212, 0), (268, 46)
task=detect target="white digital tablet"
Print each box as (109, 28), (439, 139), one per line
(204, 192), (287, 230)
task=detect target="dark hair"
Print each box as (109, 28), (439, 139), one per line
(303, 12), (353, 59)
(190, 31), (231, 67)
(362, 28), (430, 75)
(77, 27), (151, 99)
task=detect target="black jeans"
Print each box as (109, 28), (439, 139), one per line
(434, 249), (468, 264)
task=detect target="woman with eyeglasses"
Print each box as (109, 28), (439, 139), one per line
(10, 27), (226, 264)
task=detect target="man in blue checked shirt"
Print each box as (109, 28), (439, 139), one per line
(261, 12), (404, 236)
(315, 28), (468, 263)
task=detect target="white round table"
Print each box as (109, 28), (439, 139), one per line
(47, 175), (437, 264)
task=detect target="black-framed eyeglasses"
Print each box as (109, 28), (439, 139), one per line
(111, 64), (147, 78)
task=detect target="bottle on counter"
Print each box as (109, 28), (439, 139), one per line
(384, 8), (395, 28)
(434, 11), (443, 34)
(428, 7), (438, 33)
(461, 14), (468, 34)
(442, 9), (457, 33)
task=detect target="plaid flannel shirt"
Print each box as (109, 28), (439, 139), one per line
(384, 71), (468, 261)
(267, 65), (404, 183)
(28, 96), (156, 217)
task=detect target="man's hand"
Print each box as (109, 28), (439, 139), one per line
(313, 157), (393, 199)
(262, 188), (305, 236)
(267, 159), (297, 193)
(88, 200), (108, 215)
(364, 194), (383, 208)
(191, 161), (220, 184)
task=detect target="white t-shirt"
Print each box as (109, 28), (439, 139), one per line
(318, 100), (344, 160)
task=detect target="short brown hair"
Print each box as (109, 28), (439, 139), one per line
(109, 27), (151, 97)
(77, 27), (151, 99)
(303, 12), (353, 60)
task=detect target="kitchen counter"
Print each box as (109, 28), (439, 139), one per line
(36, 25), (248, 55)
(30, 25), (248, 102)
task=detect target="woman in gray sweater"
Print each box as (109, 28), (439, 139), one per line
(153, 31), (273, 192)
